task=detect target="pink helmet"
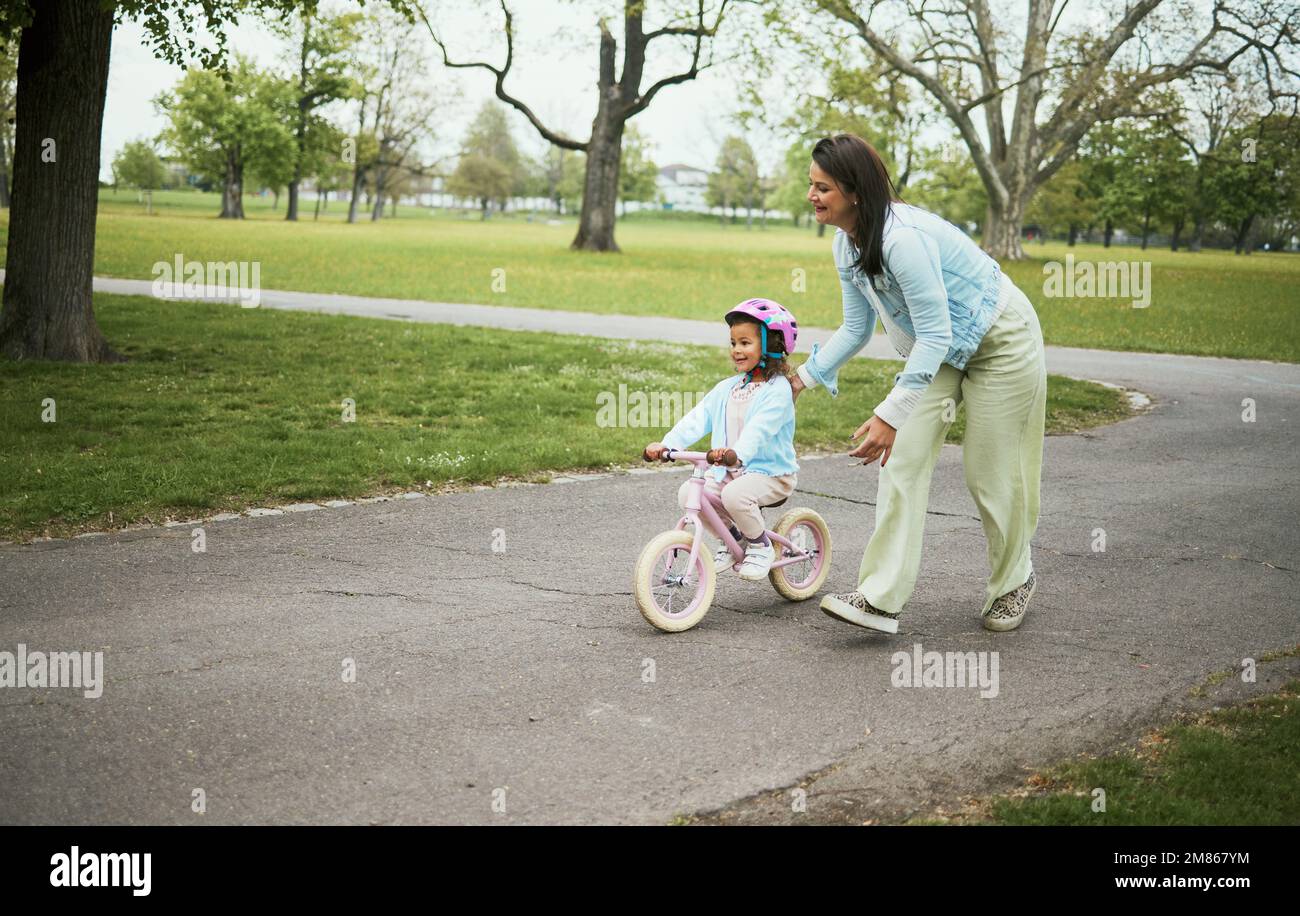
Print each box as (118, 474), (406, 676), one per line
(724, 298), (798, 362)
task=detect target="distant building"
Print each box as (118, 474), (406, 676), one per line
(656, 163), (710, 212)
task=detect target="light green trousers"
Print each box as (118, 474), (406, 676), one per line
(857, 275), (1047, 615)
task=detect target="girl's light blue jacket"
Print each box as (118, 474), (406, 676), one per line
(662, 374), (798, 482)
(797, 202), (1004, 430)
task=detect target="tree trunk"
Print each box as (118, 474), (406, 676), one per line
(313, 191), (322, 221)
(1140, 207), (1151, 250)
(0, 135), (10, 209)
(1170, 217), (1184, 252)
(571, 91), (623, 252)
(1103, 219), (1114, 248)
(1067, 223), (1078, 246)
(370, 187), (384, 221)
(220, 146), (244, 219)
(0, 0), (123, 363)
(1189, 216), (1205, 252)
(286, 20), (310, 223)
(347, 170), (364, 223)
(1235, 214), (1256, 254)
(982, 195), (1027, 260)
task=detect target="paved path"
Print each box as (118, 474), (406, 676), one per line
(1, 278), (1297, 824)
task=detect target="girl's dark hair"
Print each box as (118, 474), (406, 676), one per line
(726, 314), (793, 383)
(811, 133), (903, 276)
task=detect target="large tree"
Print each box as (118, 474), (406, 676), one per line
(1168, 72), (1268, 251)
(156, 59), (296, 218)
(347, 4), (440, 224)
(419, 0), (737, 252)
(447, 100), (522, 215)
(0, 0), (414, 364)
(0, 0), (120, 361)
(707, 134), (759, 223)
(275, 6), (362, 221)
(809, 0), (1300, 260)
(111, 138), (166, 212)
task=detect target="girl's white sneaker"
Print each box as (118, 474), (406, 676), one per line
(737, 542), (776, 581)
(713, 545), (737, 572)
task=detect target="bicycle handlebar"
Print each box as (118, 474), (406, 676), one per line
(642, 447), (738, 468)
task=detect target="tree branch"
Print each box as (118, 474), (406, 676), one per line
(413, 0), (587, 151)
(814, 0), (1008, 208)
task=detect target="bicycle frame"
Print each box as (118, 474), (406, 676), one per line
(661, 449), (813, 574)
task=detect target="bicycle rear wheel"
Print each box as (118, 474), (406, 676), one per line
(769, 508), (832, 601)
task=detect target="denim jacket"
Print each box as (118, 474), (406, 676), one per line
(797, 203), (1004, 430)
(662, 373), (799, 482)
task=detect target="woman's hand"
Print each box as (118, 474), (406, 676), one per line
(790, 372), (806, 402)
(706, 447), (739, 467)
(849, 415), (897, 467)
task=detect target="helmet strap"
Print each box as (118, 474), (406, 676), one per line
(741, 317), (784, 385)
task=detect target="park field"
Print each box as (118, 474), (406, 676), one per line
(1, 188), (1297, 362)
(0, 293), (1128, 543)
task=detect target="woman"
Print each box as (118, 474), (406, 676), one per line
(793, 133), (1047, 634)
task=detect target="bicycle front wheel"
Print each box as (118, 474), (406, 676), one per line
(633, 530), (716, 632)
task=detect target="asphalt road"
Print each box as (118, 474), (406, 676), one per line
(1, 283), (1297, 824)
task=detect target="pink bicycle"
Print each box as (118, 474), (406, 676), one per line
(633, 448), (832, 632)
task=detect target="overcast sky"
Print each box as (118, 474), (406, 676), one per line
(100, 0), (1205, 184)
(100, 0), (800, 183)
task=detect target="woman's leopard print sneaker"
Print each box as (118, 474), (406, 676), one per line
(982, 571), (1037, 632)
(820, 590), (900, 634)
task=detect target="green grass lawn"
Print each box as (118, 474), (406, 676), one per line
(0, 293), (1128, 543)
(1, 188), (1296, 361)
(912, 674), (1300, 826)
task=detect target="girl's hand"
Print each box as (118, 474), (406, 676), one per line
(849, 415), (897, 467)
(706, 447), (739, 467)
(643, 442), (668, 461)
(790, 372), (806, 402)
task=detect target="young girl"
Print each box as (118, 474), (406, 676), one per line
(644, 299), (800, 580)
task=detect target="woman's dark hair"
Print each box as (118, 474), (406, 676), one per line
(725, 314), (793, 382)
(811, 133), (903, 276)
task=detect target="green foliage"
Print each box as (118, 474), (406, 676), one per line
(769, 141), (815, 227)
(447, 153), (512, 214)
(1027, 159), (1091, 238)
(272, 7), (366, 193)
(154, 56), (296, 201)
(1107, 118), (1195, 243)
(905, 144), (988, 230)
(111, 139), (166, 191)
(1204, 114), (1300, 240)
(707, 135), (759, 213)
(447, 101), (523, 212)
(620, 123), (659, 206)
